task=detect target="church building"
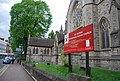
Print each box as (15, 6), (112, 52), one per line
(66, 0), (120, 71)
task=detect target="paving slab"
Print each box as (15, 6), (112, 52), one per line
(0, 64), (34, 81)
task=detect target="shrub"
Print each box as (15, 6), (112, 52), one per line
(60, 52), (68, 67)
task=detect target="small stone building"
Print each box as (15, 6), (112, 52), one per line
(26, 37), (54, 62)
(66, 0), (120, 71)
(26, 27), (65, 65)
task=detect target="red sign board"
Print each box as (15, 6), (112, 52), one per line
(64, 24), (94, 54)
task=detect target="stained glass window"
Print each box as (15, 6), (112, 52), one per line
(100, 19), (110, 48)
(72, 2), (82, 28)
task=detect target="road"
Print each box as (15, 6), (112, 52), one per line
(0, 61), (34, 81)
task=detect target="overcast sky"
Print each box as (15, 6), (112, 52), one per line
(0, 0), (70, 40)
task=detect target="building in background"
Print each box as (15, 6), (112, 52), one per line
(26, 26), (66, 65)
(0, 37), (7, 53)
(6, 43), (12, 53)
(66, 0), (120, 71)
(26, 37), (54, 62)
(0, 37), (13, 58)
(52, 26), (65, 65)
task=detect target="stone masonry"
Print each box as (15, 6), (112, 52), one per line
(66, 0), (120, 72)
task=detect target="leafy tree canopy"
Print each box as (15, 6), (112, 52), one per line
(48, 30), (55, 39)
(9, 0), (52, 53)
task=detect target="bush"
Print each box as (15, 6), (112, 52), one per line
(60, 52), (68, 67)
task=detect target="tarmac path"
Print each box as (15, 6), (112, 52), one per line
(0, 59), (5, 70)
(0, 64), (34, 81)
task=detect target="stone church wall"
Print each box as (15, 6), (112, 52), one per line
(65, 0), (120, 72)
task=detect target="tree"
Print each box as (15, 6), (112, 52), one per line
(48, 30), (55, 39)
(9, 0), (52, 58)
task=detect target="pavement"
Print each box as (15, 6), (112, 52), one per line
(0, 63), (34, 81)
(0, 59), (5, 70)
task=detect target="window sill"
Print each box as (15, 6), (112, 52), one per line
(94, 48), (111, 52)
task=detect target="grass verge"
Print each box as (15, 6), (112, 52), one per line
(27, 62), (120, 81)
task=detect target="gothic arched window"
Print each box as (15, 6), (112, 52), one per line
(36, 48), (38, 54)
(40, 49), (43, 54)
(33, 48), (35, 54)
(100, 19), (110, 49)
(44, 48), (46, 55)
(47, 49), (49, 55)
(72, 1), (82, 29)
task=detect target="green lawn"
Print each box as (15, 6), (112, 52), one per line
(27, 62), (120, 81)
(91, 68), (120, 81)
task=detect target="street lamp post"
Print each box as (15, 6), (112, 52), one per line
(19, 45), (22, 64)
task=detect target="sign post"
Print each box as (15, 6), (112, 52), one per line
(64, 24), (94, 77)
(86, 52), (90, 77)
(68, 53), (72, 72)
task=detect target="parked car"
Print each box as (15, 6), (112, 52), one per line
(3, 57), (12, 64)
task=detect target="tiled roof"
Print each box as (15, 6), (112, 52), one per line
(28, 37), (54, 47)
